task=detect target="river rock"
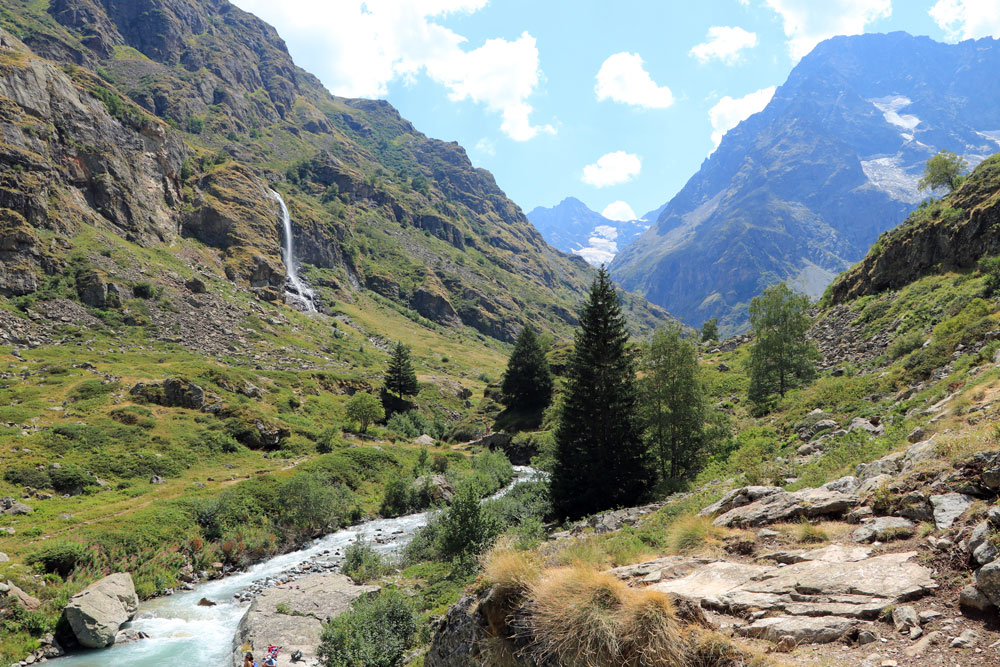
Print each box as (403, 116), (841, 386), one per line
(232, 573), (377, 666)
(930, 493), (973, 530)
(63, 573), (139, 648)
(6, 580), (41, 610)
(852, 517), (915, 543)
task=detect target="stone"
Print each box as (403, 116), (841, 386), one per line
(233, 573), (377, 667)
(903, 439), (939, 470)
(412, 474), (455, 503)
(711, 483), (858, 528)
(848, 417), (883, 435)
(907, 427), (926, 444)
(930, 493), (974, 530)
(698, 486), (784, 517)
(846, 506), (874, 523)
(414, 434), (435, 447)
(905, 631), (943, 658)
(774, 636), (797, 652)
(908, 626), (922, 640)
(150, 475), (166, 485)
(959, 584), (994, 612)
(974, 561), (1000, 606)
(852, 517), (915, 543)
(856, 629), (878, 645)
(757, 528), (780, 539)
(6, 581), (41, 610)
(891, 605), (919, 632)
(737, 615), (857, 644)
(4, 501), (32, 515)
(918, 610), (943, 622)
(185, 277), (206, 293)
(0, 552), (8, 562)
(63, 573), (139, 648)
(973, 540), (999, 566)
(950, 629), (978, 648)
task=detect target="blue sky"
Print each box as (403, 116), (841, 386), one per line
(232, 0), (1000, 220)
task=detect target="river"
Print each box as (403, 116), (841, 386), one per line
(53, 466), (540, 666)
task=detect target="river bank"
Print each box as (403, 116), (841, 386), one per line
(47, 467), (539, 667)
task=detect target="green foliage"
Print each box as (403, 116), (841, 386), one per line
(500, 326), (553, 414)
(384, 342), (418, 399)
(379, 475), (418, 518)
(468, 450), (514, 496)
(27, 542), (87, 577)
(439, 483), (499, 560)
(90, 85), (139, 125)
(3, 465), (51, 489)
(886, 329), (926, 360)
(639, 323), (710, 481)
(918, 149), (968, 193)
(318, 590), (416, 667)
(277, 474), (355, 535)
(49, 462), (96, 493)
(345, 392), (384, 433)
(385, 410), (445, 440)
(68, 379), (119, 402)
(747, 283), (819, 412)
(700, 317), (719, 342)
(552, 268), (649, 520)
(341, 538), (390, 583)
(980, 255), (1000, 295)
(185, 116), (204, 134)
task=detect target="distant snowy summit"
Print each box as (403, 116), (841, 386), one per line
(527, 197), (657, 266)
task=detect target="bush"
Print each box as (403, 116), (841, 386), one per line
(379, 476), (416, 518)
(27, 542), (87, 577)
(278, 474), (357, 535)
(341, 538), (390, 583)
(430, 454), (449, 474)
(468, 450), (514, 496)
(981, 255), (1000, 295)
(68, 380), (119, 402)
(317, 427), (345, 454)
(887, 329), (926, 360)
(49, 463), (96, 494)
(439, 483), (499, 560)
(318, 590), (416, 667)
(3, 465), (51, 490)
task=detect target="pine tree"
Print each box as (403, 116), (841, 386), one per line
(747, 283), (819, 411)
(551, 267), (649, 520)
(500, 325), (553, 413)
(639, 324), (708, 480)
(700, 317), (719, 342)
(384, 342), (419, 400)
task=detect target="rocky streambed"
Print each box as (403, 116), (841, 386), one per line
(47, 467), (539, 667)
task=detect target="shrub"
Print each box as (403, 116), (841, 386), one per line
(68, 380), (119, 402)
(439, 483), (499, 560)
(277, 474), (357, 535)
(430, 453), (449, 474)
(3, 465), (51, 489)
(49, 463), (96, 494)
(345, 392), (384, 433)
(318, 590), (416, 667)
(468, 450), (514, 496)
(379, 476), (416, 518)
(132, 282), (155, 299)
(27, 542), (87, 577)
(980, 255), (1000, 295)
(341, 538), (390, 583)
(317, 427), (344, 453)
(887, 329), (926, 360)
(109, 405), (155, 428)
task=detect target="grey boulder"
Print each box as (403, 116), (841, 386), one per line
(852, 517), (915, 544)
(63, 573), (139, 648)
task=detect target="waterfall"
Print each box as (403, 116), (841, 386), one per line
(271, 190), (316, 312)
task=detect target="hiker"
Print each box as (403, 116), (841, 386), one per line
(263, 645), (280, 666)
(243, 652), (256, 667)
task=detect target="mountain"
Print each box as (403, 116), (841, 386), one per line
(611, 31), (1000, 334)
(0, 0), (669, 345)
(526, 197), (650, 266)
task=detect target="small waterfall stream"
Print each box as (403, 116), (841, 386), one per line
(51, 467), (541, 666)
(271, 190), (316, 312)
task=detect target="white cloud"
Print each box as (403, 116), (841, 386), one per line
(581, 151), (642, 188)
(601, 202), (637, 221)
(761, 0), (892, 60)
(474, 138), (496, 156)
(930, 0), (1000, 40)
(708, 86), (777, 147)
(594, 52), (674, 109)
(231, 0), (552, 141)
(690, 26), (759, 64)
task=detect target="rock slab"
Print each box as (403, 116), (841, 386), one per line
(63, 573), (139, 648)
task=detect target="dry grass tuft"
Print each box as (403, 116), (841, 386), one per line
(527, 566), (686, 667)
(794, 520), (828, 544)
(480, 538), (541, 598)
(686, 628), (775, 667)
(668, 515), (726, 554)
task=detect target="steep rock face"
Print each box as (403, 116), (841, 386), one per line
(0, 0), (670, 342)
(830, 155), (1000, 303)
(611, 32), (1000, 334)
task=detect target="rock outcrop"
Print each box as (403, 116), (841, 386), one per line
(703, 477), (860, 527)
(231, 573), (377, 667)
(62, 573), (139, 648)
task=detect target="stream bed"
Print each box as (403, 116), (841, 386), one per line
(53, 466), (539, 666)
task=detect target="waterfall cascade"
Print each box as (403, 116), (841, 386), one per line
(271, 190), (316, 312)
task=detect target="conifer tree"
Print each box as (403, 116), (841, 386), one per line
(500, 325), (553, 413)
(551, 267), (649, 520)
(384, 342), (419, 400)
(700, 317), (719, 342)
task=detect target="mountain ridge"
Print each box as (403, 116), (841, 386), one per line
(526, 196), (650, 266)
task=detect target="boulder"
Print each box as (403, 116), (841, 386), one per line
(950, 629), (978, 648)
(711, 481), (858, 528)
(185, 277), (207, 293)
(0, 552), (8, 562)
(412, 474), (455, 503)
(891, 605), (919, 632)
(959, 584), (994, 612)
(847, 417), (883, 435)
(930, 493), (973, 530)
(6, 581), (41, 610)
(903, 439), (938, 470)
(63, 573), (139, 648)
(232, 573), (377, 667)
(414, 434), (435, 447)
(852, 517), (915, 543)
(974, 560), (1000, 606)
(698, 486), (783, 517)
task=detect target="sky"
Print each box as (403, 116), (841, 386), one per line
(231, 0), (1000, 221)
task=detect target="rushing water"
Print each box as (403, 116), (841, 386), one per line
(53, 467), (540, 667)
(271, 190), (316, 312)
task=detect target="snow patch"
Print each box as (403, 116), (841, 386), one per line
(860, 155), (923, 204)
(870, 95), (920, 131)
(592, 225), (619, 241)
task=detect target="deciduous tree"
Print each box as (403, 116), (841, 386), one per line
(345, 392), (384, 433)
(918, 149), (968, 193)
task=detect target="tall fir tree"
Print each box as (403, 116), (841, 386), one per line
(551, 267), (649, 520)
(384, 342), (419, 400)
(500, 325), (553, 413)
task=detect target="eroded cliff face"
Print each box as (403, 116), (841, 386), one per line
(0, 0), (669, 341)
(830, 155), (1000, 304)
